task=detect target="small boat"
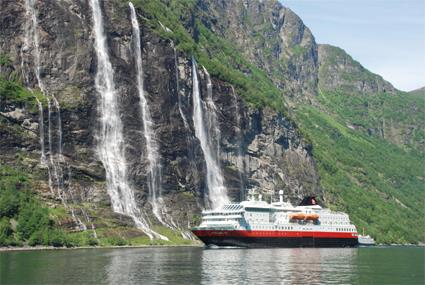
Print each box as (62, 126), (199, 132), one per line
(358, 228), (375, 246)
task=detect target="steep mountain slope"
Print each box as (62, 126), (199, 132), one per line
(0, 0), (319, 246)
(0, 0), (423, 245)
(318, 44), (424, 154)
(409, 86), (425, 98)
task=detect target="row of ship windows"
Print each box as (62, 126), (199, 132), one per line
(253, 226), (294, 230)
(250, 226), (354, 232)
(336, 228), (354, 232)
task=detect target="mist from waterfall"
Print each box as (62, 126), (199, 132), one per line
(192, 60), (228, 209)
(129, 2), (175, 231)
(90, 0), (165, 240)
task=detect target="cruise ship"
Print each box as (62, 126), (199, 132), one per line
(192, 191), (359, 248)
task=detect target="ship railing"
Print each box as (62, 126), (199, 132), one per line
(202, 209), (244, 213)
(203, 215), (242, 220)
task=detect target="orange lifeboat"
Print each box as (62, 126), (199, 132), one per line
(289, 213), (306, 220)
(289, 213), (319, 221)
(305, 213), (319, 221)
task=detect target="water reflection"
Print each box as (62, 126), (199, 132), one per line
(105, 247), (202, 284)
(201, 248), (357, 285)
(0, 247), (423, 285)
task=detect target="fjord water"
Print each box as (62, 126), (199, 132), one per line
(1, 247), (423, 284)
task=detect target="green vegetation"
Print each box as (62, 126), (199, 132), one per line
(129, 0), (288, 114)
(296, 106), (425, 244)
(0, 165), (70, 247)
(0, 75), (46, 111)
(317, 89), (425, 154)
(409, 87), (425, 98)
(0, 54), (12, 66)
(0, 165), (195, 248)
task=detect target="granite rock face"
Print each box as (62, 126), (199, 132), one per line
(0, 0), (321, 231)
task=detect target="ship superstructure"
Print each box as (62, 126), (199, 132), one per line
(192, 191), (359, 248)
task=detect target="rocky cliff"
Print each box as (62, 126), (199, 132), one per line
(0, 0), (320, 241)
(0, 0), (423, 244)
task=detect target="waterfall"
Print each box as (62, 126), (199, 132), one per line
(47, 97), (60, 197)
(21, 0), (88, 231)
(231, 86), (246, 201)
(34, 98), (47, 164)
(129, 2), (173, 230)
(21, 0), (46, 165)
(192, 60), (228, 209)
(173, 45), (189, 129)
(90, 0), (165, 240)
(202, 66), (222, 160)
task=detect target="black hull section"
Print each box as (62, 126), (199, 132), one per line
(198, 236), (358, 248)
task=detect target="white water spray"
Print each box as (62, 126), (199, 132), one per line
(192, 60), (228, 209)
(90, 0), (164, 239)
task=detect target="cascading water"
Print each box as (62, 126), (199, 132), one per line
(34, 98), (47, 165)
(90, 0), (165, 240)
(21, 0), (88, 231)
(129, 2), (174, 230)
(202, 66), (222, 159)
(192, 60), (229, 209)
(173, 45), (189, 129)
(21, 0), (46, 165)
(47, 97), (60, 197)
(231, 86), (246, 201)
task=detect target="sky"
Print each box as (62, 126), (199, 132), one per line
(281, 0), (425, 91)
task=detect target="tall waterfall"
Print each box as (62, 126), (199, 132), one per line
(129, 3), (174, 230)
(90, 0), (164, 239)
(192, 60), (228, 209)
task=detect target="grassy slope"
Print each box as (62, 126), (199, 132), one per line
(409, 87), (425, 98)
(317, 89), (425, 154)
(296, 106), (424, 243)
(318, 44), (424, 154)
(313, 46), (425, 243)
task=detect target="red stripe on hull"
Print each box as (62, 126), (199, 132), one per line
(192, 230), (358, 239)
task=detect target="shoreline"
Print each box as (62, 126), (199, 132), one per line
(1, 243), (423, 252)
(0, 244), (204, 252)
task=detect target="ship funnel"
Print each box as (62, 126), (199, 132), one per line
(258, 194), (262, 201)
(279, 190), (284, 203)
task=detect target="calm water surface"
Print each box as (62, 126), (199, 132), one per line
(0, 247), (423, 284)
